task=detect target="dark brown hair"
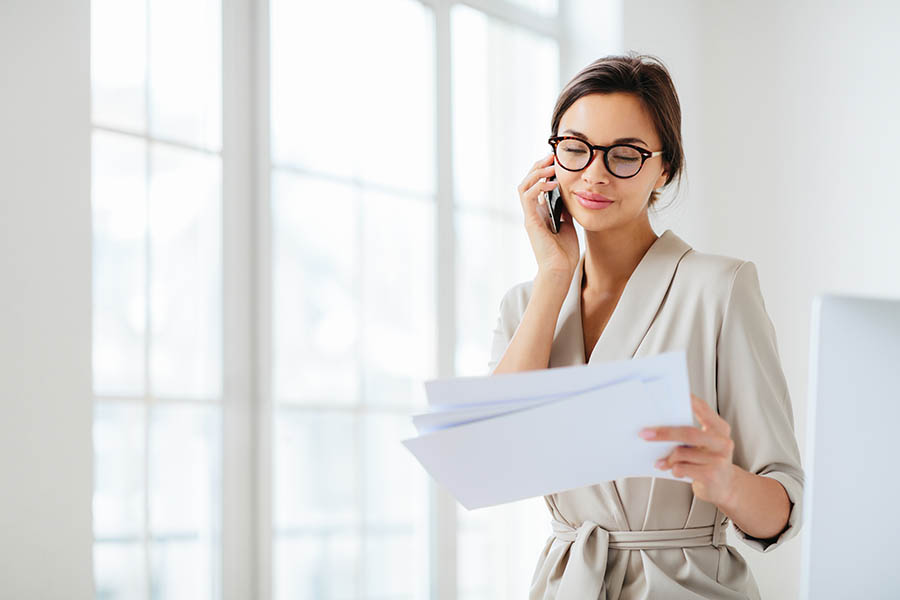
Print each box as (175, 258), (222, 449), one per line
(550, 51), (685, 210)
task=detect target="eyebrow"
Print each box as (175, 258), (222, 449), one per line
(561, 129), (647, 146)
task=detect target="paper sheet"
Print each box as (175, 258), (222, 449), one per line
(423, 350), (688, 409)
(402, 350), (695, 510)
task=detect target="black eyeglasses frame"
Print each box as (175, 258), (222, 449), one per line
(547, 135), (664, 179)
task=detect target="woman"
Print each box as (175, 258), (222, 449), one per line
(488, 53), (804, 599)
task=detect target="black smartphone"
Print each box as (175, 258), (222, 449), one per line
(543, 174), (564, 234)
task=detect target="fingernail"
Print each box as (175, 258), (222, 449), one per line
(655, 459), (666, 468)
(639, 429), (656, 439)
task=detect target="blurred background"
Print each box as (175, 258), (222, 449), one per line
(1, 0), (898, 599)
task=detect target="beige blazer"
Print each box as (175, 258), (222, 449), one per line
(487, 229), (804, 600)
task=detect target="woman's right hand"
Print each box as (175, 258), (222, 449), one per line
(517, 152), (581, 283)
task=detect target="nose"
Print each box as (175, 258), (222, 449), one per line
(582, 150), (612, 185)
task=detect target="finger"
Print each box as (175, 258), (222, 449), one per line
(669, 462), (706, 481)
(524, 178), (559, 214)
(691, 394), (730, 437)
(641, 425), (727, 453)
(519, 164), (557, 199)
(520, 151), (555, 182)
(519, 170), (557, 218)
(656, 445), (716, 469)
(522, 153), (554, 185)
(530, 152), (554, 170)
(537, 174), (557, 206)
(691, 394), (714, 431)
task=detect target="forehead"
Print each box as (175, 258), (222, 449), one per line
(559, 92), (658, 146)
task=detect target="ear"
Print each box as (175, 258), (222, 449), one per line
(653, 167), (669, 191)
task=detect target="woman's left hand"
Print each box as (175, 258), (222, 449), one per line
(639, 394), (738, 507)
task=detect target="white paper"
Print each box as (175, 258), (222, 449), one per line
(424, 350), (688, 409)
(414, 351), (690, 434)
(402, 351), (695, 510)
(411, 395), (554, 435)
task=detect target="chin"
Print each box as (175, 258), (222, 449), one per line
(580, 222), (616, 233)
(571, 213), (617, 233)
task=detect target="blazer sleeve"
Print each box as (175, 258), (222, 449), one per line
(716, 260), (805, 553)
(487, 286), (520, 375)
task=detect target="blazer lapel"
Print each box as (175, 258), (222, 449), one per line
(548, 229), (693, 368)
(548, 251), (589, 368)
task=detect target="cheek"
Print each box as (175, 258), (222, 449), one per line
(556, 169), (578, 194)
(619, 177), (655, 203)
(553, 164), (566, 182)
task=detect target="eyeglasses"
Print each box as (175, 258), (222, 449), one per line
(548, 135), (663, 179)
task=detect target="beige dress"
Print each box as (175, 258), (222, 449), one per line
(487, 229), (804, 600)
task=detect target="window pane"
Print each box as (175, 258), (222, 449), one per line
(361, 189), (435, 408)
(361, 414), (429, 598)
(363, 414), (427, 526)
(451, 4), (559, 217)
(91, 0), (147, 132)
(148, 144), (222, 399)
(274, 410), (360, 600)
(150, 540), (217, 600)
(457, 499), (551, 599)
(92, 130), (147, 397)
(270, 0), (436, 196)
(457, 526), (490, 598)
(274, 409), (358, 530)
(148, 404), (222, 537)
(146, 405), (221, 600)
(94, 542), (147, 600)
(94, 402), (145, 538)
(363, 533), (424, 599)
(148, 0), (222, 150)
(271, 171), (359, 405)
(274, 534), (360, 600)
(455, 210), (535, 377)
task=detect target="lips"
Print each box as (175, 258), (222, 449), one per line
(575, 191), (612, 202)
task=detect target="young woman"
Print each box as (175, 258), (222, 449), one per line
(488, 53), (804, 599)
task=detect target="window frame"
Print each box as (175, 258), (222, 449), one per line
(91, 0), (564, 598)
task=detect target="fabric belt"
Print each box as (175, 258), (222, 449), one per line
(543, 516), (727, 599)
(551, 518), (726, 549)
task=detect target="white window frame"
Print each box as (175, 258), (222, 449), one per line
(222, 0), (257, 598)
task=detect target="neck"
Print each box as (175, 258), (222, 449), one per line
(582, 215), (659, 294)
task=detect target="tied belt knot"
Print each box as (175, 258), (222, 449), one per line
(541, 517), (727, 599)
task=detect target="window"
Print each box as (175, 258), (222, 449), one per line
(91, 0), (564, 597)
(268, 1), (436, 596)
(91, 0), (223, 597)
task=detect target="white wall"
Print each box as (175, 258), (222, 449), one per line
(622, 1), (900, 599)
(0, 0), (93, 598)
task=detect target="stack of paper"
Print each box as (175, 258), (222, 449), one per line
(402, 350), (695, 510)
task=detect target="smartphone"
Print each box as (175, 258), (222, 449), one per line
(541, 174), (564, 234)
